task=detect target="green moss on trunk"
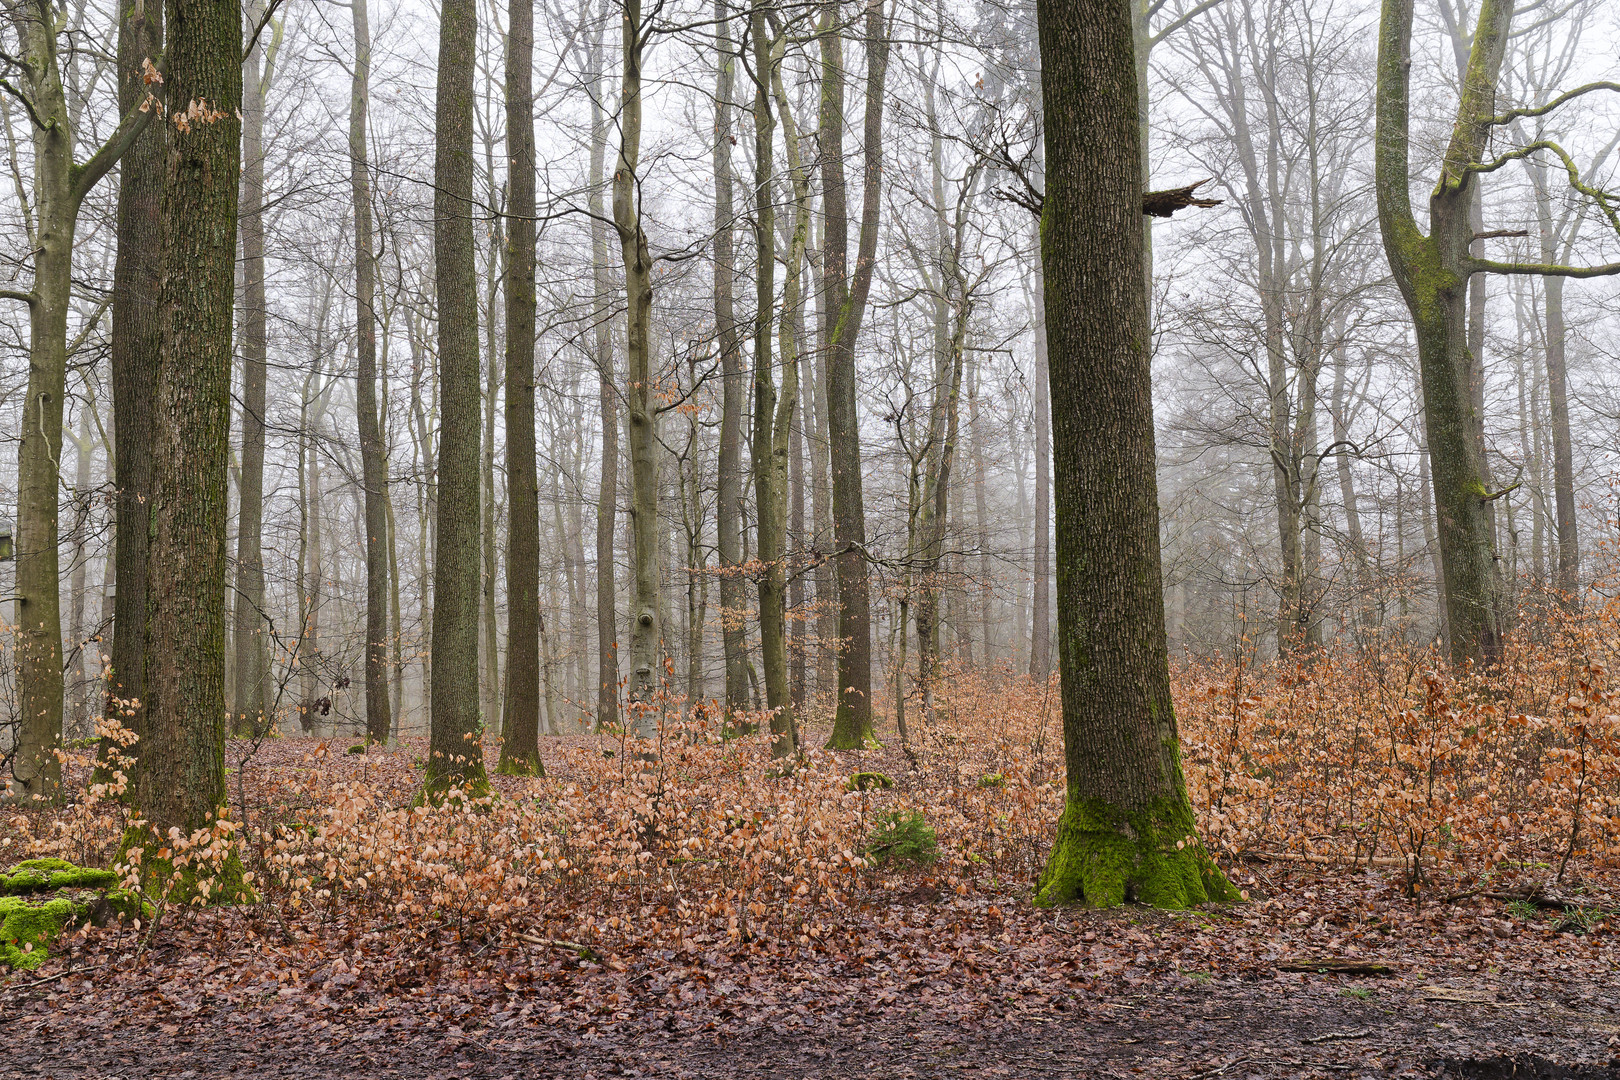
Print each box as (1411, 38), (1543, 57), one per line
(1035, 793), (1240, 908)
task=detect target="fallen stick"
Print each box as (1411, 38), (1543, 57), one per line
(1277, 958), (1395, 975)
(514, 932), (600, 960)
(1241, 851), (1437, 869)
(1304, 1028), (1372, 1045)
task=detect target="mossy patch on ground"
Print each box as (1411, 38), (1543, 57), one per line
(1, 857), (118, 895)
(0, 859), (146, 972)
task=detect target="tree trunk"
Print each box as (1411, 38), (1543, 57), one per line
(821, 0), (888, 749)
(231, 0), (273, 737)
(349, 0), (391, 745)
(132, 0), (248, 894)
(500, 0), (543, 775)
(106, 0), (164, 773)
(749, 19), (806, 758)
(614, 0), (659, 740)
(589, 19), (619, 733)
(713, 1), (749, 722)
(1375, 0), (1510, 667)
(427, 0), (488, 794)
(1033, 0), (1235, 909)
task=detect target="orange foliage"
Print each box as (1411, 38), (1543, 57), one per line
(9, 599), (1620, 951)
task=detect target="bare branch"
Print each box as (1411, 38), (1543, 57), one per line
(1486, 81), (1620, 128)
(1468, 257), (1620, 278)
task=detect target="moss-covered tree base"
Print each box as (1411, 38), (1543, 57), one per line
(117, 829), (258, 906)
(416, 763), (493, 807)
(2, 858), (152, 971)
(1035, 794), (1240, 909)
(824, 711), (876, 751)
(495, 756), (544, 778)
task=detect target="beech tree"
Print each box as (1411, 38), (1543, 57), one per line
(1032, 0), (1235, 908)
(349, 0), (391, 746)
(500, 0), (543, 775)
(821, 0), (888, 749)
(427, 0), (488, 794)
(3, 0), (152, 797)
(613, 0), (659, 740)
(1375, 0), (1620, 667)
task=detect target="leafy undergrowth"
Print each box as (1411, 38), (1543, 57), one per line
(9, 629), (1620, 1072)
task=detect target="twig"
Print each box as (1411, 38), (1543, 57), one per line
(1304, 1028), (1372, 1045)
(5, 958), (107, 990)
(1193, 1060), (1351, 1078)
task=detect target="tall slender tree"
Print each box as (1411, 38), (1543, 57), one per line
(350, 0), (392, 745)
(613, 0), (660, 740)
(713, 0), (750, 722)
(588, 8), (620, 732)
(5, 0), (153, 797)
(105, 0), (165, 776)
(821, 0), (888, 749)
(231, 0), (276, 736)
(500, 0), (544, 774)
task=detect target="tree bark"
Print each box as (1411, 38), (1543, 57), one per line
(614, 0), (659, 740)
(132, 0), (249, 894)
(500, 0), (543, 775)
(1033, 0), (1235, 909)
(1375, 0), (1511, 667)
(713, 0), (749, 721)
(427, 0), (488, 794)
(349, 0), (392, 746)
(106, 0), (164, 775)
(821, 0), (887, 749)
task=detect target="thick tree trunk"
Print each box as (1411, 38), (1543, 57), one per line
(132, 0), (247, 895)
(821, 0), (888, 749)
(500, 0), (543, 775)
(350, 0), (392, 746)
(1033, 0), (1235, 909)
(427, 0), (488, 794)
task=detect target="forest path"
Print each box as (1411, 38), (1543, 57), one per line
(8, 968), (1617, 1078)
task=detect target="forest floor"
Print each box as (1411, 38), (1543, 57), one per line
(7, 734), (1620, 1078)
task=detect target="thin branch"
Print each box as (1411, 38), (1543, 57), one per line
(0, 77), (52, 131)
(1486, 80), (1620, 128)
(1149, 0), (1225, 48)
